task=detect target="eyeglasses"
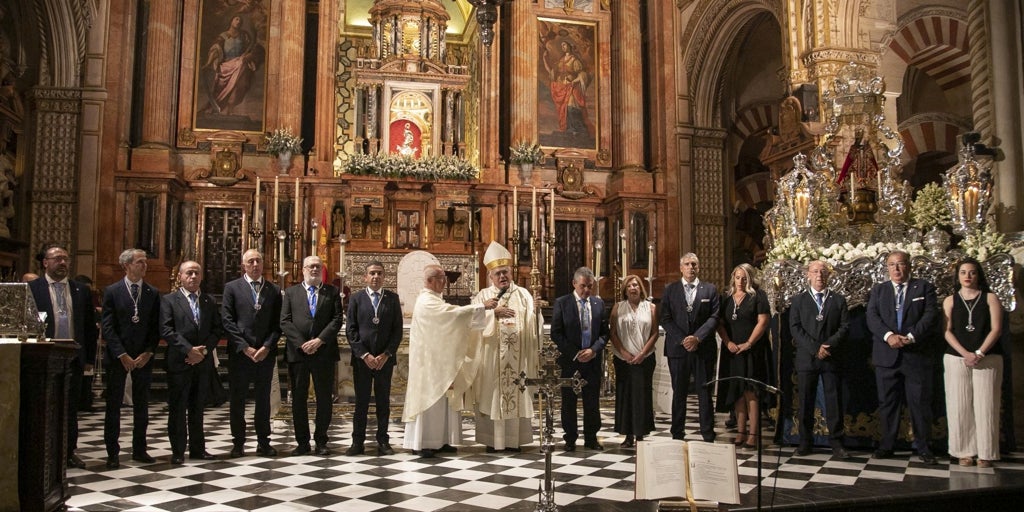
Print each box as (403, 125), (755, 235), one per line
(886, 262), (909, 268)
(304, 264), (323, 270)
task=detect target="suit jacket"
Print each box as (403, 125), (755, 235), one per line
(29, 276), (99, 367)
(101, 279), (161, 364)
(346, 287), (403, 363)
(659, 279), (719, 358)
(789, 289), (849, 372)
(280, 282), (343, 363)
(221, 277), (282, 358)
(550, 293), (609, 369)
(160, 289), (224, 373)
(866, 277), (939, 368)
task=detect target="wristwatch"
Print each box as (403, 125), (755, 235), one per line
(974, 350), (985, 358)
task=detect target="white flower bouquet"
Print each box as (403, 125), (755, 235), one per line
(342, 153), (480, 181)
(818, 241), (926, 264)
(960, 224), (1010, 262)
(265, 128), (303, 157)
(509, 140), (544, 165)
(909, 182), (952, 231)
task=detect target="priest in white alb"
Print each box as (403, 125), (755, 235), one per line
(472, 241), (539, 452)
(402, 264), (488, 458)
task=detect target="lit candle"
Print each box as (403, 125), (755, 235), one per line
(620, 228), (628, 274)
(310, 220), (317, 256)
(794, 189), (810, 227)
(277, 232), (285, 274)
(964, 186), (979, 221)
(647, 242), (655, 285)
(273, 176), (280, 227)
(549, 189), (555, 239)
(595, 242), (602, 278)
(339, 235), (346, 276)
(512, 186), (518, 235)
(531, 187), (537, 238)
(254, 176), (261, 228)
(294, 178), (300, 230)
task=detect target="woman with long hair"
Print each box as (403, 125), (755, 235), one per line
(609, 275), (658, 448)
(943, 258), (1003, 467)
(715, 263), (770, 448)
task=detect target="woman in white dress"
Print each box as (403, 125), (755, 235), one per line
(609, 275), (658, 448)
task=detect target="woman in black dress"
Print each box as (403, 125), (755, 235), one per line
(943, 258), (1003, 468)
(609, 275), (658, 448)
(716, 263), (770, 448)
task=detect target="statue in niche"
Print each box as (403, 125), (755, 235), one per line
(838, 128), (878, 190)
(331, 203), (345, 237)
(396, 121), (417, 157)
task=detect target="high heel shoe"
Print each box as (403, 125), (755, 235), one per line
(733, 433), (748, 446)
(620, 435), (636, 448)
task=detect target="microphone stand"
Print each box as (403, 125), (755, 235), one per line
(705, 376), (779, 512)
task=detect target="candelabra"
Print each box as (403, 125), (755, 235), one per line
(336, 234), (348, 299)
(545, 231), (555, 306)
(275, 228), (289, 286)
(529, 234), (543, 304)
(291, 225), (303, 276)
(248, 222), (263, 252)
(310, 218), (319, 256)
(510, 229), (521, 275)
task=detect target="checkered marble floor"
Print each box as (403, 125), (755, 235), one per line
(66, 399), (1024, 512)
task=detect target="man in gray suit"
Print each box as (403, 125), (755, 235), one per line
(659, 253), (719, 441)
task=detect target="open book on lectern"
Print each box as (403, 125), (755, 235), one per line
(635, 439), (740, 505)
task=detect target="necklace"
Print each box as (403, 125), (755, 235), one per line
(959, 290), (982, 332)
(731, 293), (746, 321)
(250, 280), (263, 311)
(125, 281), (141, 323)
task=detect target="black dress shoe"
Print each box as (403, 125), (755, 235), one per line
(190, 451), (216, 460)
(170, 454), (185, 465)
(503, 447), (522, 453)
(291, 445), (311, 456)
(419, 448), (435, 459)
(67, 454), (86, 469)
(345, 444), (365, 456)
(377, 443), (395, 456)
(105, 456), (120, 469)
(563, 443), (576, 452)
(831, 446), (851, 459)
(919, 452), (938, 465)
(795, 445), (813, 456)
(485, 446), (498, 453)
(132, 452), (156, 464)
(230, 446), (245, 458)
(873, 448), (894, 459)
(438, 444), (457, 453)
(315, 445), (331, 456)
(584, 441), (604, 451)
(256, 445), (278, 457)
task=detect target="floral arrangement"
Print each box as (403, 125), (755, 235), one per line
(342, 153), (480, 181)
(960, 224), (1010, 262)
(265, 128), (303, 157)
(509, 140), (544, 165)
(766, 236), (819, 262)
(909, 182), (952, 231)
(818, 241), (926, 264)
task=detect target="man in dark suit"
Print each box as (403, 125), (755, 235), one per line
(100, 248), (161, 469)
(866, 250), (940, 464)
(659, 252), (719, 442)
(345, 261), (402, 456)
(160, 260), (224, 464)
(789, 260), (850, 459)
(222, 249), (282, 458)
(30, 244), (99, 469)
(281, 255), (344, 456)
(551, 267), (609, 451)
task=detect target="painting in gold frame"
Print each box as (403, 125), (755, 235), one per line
(192, 0), (269, 133)
(536, 17), (598, 152)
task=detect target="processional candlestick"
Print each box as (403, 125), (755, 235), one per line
(515, 344), (586, 512)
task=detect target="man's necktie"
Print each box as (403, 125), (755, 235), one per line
(308, 285), (318, 316)
(53, 282), (71, 339)
(814, 292), (824, 309)
(579, 298), (591, 349)
(896, 283), (905, 330)
(371, 291), (380, 309)
(188, 292), (200, 324)
(130, 283), (140, 301)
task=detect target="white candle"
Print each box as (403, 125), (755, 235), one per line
(531, 187), (537, 238)
(620, 229), (628, 275)
(647, 243), (655, 284)
(512, 186), (518, 235)
(549, 189), (555, 239)
(339, 236), (346, 276)
(273, 176), (280, 227)
(595, 245), (602, 277)
(254, 176), (261, 228)
(294, 178), (300, 230)
(278, 234), (285, 273)
(310, 223), (317, 256)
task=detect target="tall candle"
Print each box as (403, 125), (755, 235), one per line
(595, 245), (602, 278)
(294, 178), (300, 230)
(531, 187), (537, 238)
(273, 176), (280, 227)
(277, 234), (285, 274)
(647, 243), (655, 284)
(549, 189), (555, 239)
(339, 237), (346, 275)
(310, 223), (317, 256)
(620, 229), (628, 274)
(254, 176), (261, 227)
(512, 186), (518, 235)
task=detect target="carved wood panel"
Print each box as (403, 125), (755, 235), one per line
(202, 207), (243, 296)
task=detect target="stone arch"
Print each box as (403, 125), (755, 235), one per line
(15, 0), (94, 88)
(897, 113), (970, 161)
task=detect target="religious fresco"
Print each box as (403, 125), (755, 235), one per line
(193, 0), (269, 133)
(536, 18), (598, 152)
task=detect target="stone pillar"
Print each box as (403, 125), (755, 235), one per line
(986, 1), (1024, 232)
(967, 0), (993, 142)
(313, 0), (339, 168)
(26, 87), (82, 255)
(133, 0), (182, 171)
(611, 0), (644, 174)
(509, 1), (536, 153)
(276, 0), (306, 136)
(691, 128), (727, 287)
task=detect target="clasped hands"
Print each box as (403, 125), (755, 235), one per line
(244, 346), (270, 363)
(362, 352), (390, 370)
(885, 333), (912, 349)
(484, 299), (516, 319)
(725, 340), (753, 355)
(682, 335), (700, 352)
(119, 352), (153, 371)
(301, 337), (324, 355)
(185, 346), (208, 365)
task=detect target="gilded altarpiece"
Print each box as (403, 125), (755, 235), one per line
(692, 129), (728, 287)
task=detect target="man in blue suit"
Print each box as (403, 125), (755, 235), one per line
(866, 250), (940, 464)
(222, 249), (282, 458)
(101, 248), (161, 469)
(160, 260), (225, 464)
(659, 253), (719, 442)
(30, 244), (99, 469)
(551, 267), (609, 451)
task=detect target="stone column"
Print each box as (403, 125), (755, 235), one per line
(26, 87), (83, 256)
(611, 0), (644, 174)
(691, 128), (727, 286)
(509, 0), (536, 163)
(313, 0), (339, 168)
(276, 0), (306, 135)
(986, 1), (1024, 232)
(133, 0), (182, 172)
(967, 0), (993, 142)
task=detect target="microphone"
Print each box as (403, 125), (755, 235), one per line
(496, 286), (509, 300)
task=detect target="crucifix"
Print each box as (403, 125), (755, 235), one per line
(515, 343), (586, 512)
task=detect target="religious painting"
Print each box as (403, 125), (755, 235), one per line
(433, 208), (470, 242)
(193, 0), (269, 133)
(396, 210), (421, 248)
(350, 204), (384, 240)
(537, 18), (598, 151)
(389, 120), (422, 157)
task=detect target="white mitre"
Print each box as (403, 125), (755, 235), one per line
(483, 241), (512, 271)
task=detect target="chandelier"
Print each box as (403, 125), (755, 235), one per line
(464, 0), (510, 53)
